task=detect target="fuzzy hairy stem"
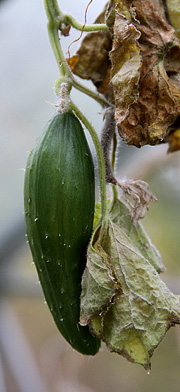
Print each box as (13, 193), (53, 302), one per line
(100, 107), (117, 183)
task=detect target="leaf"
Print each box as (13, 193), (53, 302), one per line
(116, 179), (157, 225)
(107, 2), (142, 128)
(80, 225), (117, 326)
(80, 218), (180, 369)
(109, 197), (165, 273)
(109, 0), (180, 147)
(168, 128), (180, 152)
(93, 198), (165, 273)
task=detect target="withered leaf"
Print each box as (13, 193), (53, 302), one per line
(93, 198), (164, 273)
(168, 128), (180, 152)
(109, 197), (165, 273)
(109, 0), (180, 147)
(115, 179), (157, 226)
(80, 226), (116, 326)
(80, 217), (180, 369)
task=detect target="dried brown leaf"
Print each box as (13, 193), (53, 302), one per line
(109, 0), (180, 147)
(168, 128), (180, 152)
(116, 179), (157, 226)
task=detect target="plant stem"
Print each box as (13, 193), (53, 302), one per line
(111, 131), (118, 203)
(72, 78), (113, 108)
(44, 0), (61, 20)
(70, 101), (107, 222)
(62, 14), (108, 32)
(44, 0), (70, 76)
(54, 76), (113, 108)
(44, 0), (107, 32)
(44, 0), (112, 107)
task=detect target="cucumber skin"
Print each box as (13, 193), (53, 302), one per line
(24, 112), (101, 355)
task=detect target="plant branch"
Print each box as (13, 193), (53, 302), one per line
(44, 0), (112, 108)
(44, 0), (61, 20)
(100, 107), (116, 183)
(44, 0), (70, 76)
(70, 77), (113, 108)
(111, 131), (119, 203)
(61, 14), (108, 32)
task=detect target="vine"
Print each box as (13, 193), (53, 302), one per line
(44, 0), (109, 110)
(44, 0), (110, 222)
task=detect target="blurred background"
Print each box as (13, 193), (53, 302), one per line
(0, 0), (180, 391)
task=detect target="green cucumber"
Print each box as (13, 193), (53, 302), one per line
(24, 111), (101, 355)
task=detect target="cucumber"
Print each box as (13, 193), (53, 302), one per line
(24, 111), (101, 355)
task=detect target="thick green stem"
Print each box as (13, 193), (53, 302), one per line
(70, 101), (107, 222)
(44, 0), (70, 76)
(44, 0), (61, 19)
(47, 24), (68, 76)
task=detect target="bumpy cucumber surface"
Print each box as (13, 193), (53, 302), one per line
(24, 112), (101, 355)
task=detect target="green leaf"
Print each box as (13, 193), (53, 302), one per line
(80, 217), (180, 369)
